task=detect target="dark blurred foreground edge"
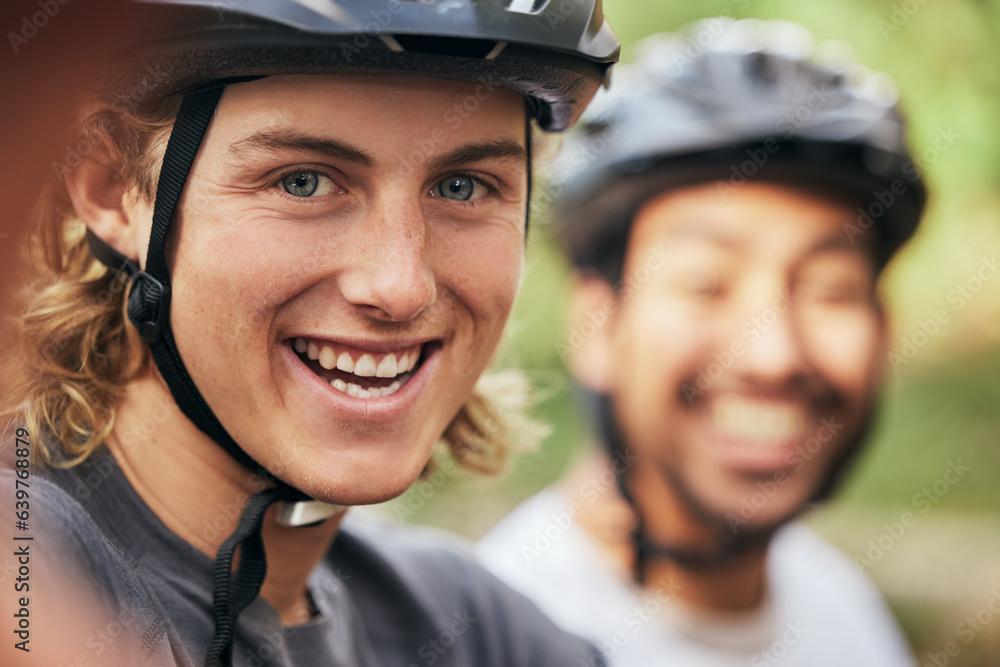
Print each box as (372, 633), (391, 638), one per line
(0, 0), (134, 345)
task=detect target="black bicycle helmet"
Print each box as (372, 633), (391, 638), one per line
(81, 2), (619, 664)
(104, 0), (619, 131)
(550, 18), (925, 582)
(554, 18), (926, 284)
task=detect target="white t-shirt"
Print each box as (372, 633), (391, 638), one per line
(476, 489), (915, 667)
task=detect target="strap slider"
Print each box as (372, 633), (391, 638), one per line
(129, 271), (172, 343)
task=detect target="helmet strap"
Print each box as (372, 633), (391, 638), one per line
(595, 395), (765, 581)
(86, 86), (327, 667)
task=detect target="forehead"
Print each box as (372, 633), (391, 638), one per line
(211, 74), (526, 147)
(626, 180), (870, 266)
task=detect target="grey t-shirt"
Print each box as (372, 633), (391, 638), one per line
(20, 448), (604, 666)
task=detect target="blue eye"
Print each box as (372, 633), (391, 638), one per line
(281, 171), (320, 197)
(435, 176), (475, 201)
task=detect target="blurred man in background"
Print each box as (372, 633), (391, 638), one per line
(478, 18), (924, 666)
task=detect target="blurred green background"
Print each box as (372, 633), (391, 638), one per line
(375, 0), (1000, 662)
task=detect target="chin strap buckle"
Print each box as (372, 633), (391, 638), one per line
(128, 270), (172, 343)
(276, 499), (346, 527)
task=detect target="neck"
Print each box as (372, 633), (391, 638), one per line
(106, 367), (342, 626)
(568, 453), (770, 612)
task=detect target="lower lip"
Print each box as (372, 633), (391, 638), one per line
(702, 428), (805, 475)
(281, 342), (440, 422)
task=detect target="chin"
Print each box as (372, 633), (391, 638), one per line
(261, 440), (431, 506)
(698, 478), (817, 535)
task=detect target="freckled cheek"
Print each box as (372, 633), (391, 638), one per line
(172, 230), (304, 343)
(442, 235), (523, 339)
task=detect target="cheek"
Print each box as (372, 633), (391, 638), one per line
(607, 293), (704, 405)
(437, 224), (524, 336)
(801, 312), (881, 392)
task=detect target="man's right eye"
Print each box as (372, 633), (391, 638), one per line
(279, 170), (338, 198)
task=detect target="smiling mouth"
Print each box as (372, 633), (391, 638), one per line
(710, 394), (809, 443)
(292, 337), (428, 399)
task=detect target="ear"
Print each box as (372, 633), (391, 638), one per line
(63, 141), (142, 262)
(565, 271), (619, 393)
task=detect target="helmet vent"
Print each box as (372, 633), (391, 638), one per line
(505, 0), (549, 14)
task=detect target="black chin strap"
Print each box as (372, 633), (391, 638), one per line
(87, 86), (308, 667)
(205, 485), (304, 667)
(595, 395), (758, 581)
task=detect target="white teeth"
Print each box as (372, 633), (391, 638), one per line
(712, 395), (805, 443)
(376, 354), (398, 378)
(336, 352), (355, 373)
(329, 374), (409, 399)
(354, 354), (377, 377)
(318, 345), (337, 370)
(296, 340), (422, 397)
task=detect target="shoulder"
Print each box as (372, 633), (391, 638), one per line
(0, 464), (167, 665)
(770, 521), (888, 604)
(330, 512), (606, 667)
(769, 521), (914, 663)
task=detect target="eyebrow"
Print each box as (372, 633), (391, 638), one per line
(225, 130), (374, 167)
(425, 139), (527, 173)
(809, 232), (868, 255)
(667, 222), (744, 248)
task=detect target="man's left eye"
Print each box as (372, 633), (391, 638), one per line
(280, 171), (336, 197)
(431, 175), (486, 202)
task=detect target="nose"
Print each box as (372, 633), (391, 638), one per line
(729, 278), (807, 385)
(338, 194), (436, 322)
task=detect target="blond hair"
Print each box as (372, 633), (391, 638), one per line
(3, 92), (542, 476)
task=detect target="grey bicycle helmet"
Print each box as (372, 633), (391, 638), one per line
(554, 18), (926, 284)
(105, 0), (619, 131)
